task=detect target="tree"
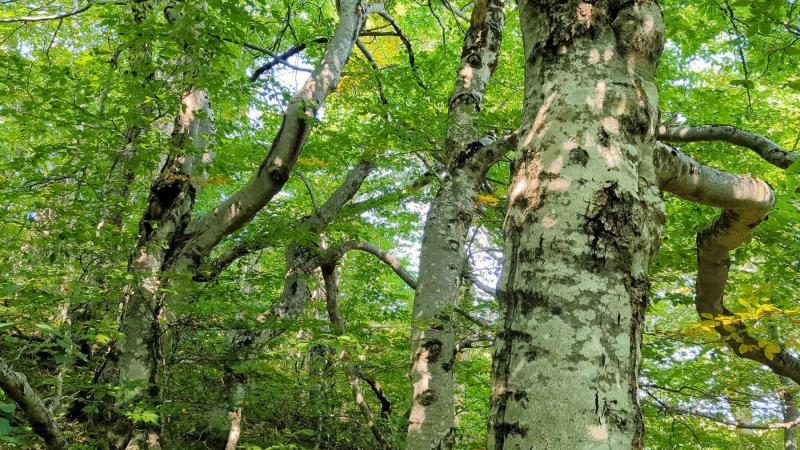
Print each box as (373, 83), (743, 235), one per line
(1, 0), (798, 449)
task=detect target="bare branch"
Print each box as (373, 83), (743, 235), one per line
(455, 333), (493, 352)
(358, 372), (392, 418)
(0, 358), (66, 450)
(454, 307), (492, 329)
(657, 125), (798, 169)
(651, 403), (800, 430)
(248, 39), (325, 80)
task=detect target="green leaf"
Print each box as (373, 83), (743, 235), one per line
(36, 323), (60, 336)
(0, 403), (15, 414)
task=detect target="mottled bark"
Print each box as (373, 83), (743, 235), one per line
(111, 89), (214, 400)
(0, 358), (66, 450)
(489, 2), (664, 448)
(407, 0), (507, 448)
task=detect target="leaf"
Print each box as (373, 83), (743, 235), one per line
(729, 79), (755, 89)
(764, 342), (781, 361)
(36, 323), (60, 336)
(0, 418), (10, 435)
(0, 403), (15, 414)
(477, 193), (500, 207)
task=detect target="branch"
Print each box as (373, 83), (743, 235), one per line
(355, 38), (388, 104)
(247, 38), (326, 81)
(657, 125), (799, 169)
(0, 358), (66, 450)
(454, 307), (492, 329)
(455, 333), (493, 353)
(195, 159), (374, 281)
(358, 373), (392, 418)
(333, 240), (417, 289)
(370, 4), (426, 90)
(654, 143), (800, 385)
(0, 0), (96, 23)
(176, 0), (369, 263)
(653, 404), (800, 430)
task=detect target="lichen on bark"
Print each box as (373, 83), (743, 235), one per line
(489, 1), (665, 448)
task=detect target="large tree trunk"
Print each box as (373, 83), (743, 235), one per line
(406, 1), (506, 448)
(489, 2), (664, 448)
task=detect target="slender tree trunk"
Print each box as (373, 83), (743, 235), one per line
(489, 2), (664, 448)
(406, 1), (506, 447)
(782, 382), (798, 450)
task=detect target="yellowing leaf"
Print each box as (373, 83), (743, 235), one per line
(297, 156), (326, 169)
(477, 194), (500, 207)
(764, 342), (780, 361)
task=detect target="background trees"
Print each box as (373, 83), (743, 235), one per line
(0, 0), (798, 449)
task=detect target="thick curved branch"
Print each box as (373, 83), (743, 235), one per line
(658, 125), (799, 169)
(176, 0), (369, 263)
(654, 143), (800, 385)
(0, 358), (66, 450)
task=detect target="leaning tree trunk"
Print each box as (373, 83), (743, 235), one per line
(489, 2), (664, 449)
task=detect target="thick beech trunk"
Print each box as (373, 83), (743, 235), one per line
(406, 0), (506, 448)
(489, 2), (664, 448)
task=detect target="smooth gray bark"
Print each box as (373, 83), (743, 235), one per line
(490, 2), (665, 448)
(784, 386), (798, 450)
